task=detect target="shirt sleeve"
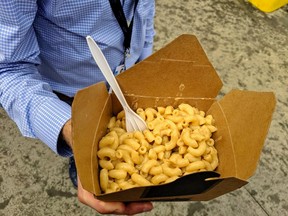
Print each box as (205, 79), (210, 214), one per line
(138, 1), (155, 61)
(0, 1), (72, 157)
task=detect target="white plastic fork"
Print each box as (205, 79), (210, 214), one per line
(86, 36), (147, 132)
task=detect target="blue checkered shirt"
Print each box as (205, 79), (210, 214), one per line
(0, 0), (155, 156)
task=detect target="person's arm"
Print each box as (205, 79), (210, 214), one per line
(0, 2), (153, 214)
(0, 1), (72, 157)
(138, 1), (155, 61)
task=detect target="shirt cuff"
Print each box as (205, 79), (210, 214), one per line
(138, 45), (153, 61)
(32, 98), (73, 157)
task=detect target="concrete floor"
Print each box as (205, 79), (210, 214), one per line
(1, 0), (288, 215)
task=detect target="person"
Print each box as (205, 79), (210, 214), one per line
(0, 0), (155, 214)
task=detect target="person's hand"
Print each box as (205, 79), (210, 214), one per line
(77, 176), (153, 215)
(61, 119), (154, 215)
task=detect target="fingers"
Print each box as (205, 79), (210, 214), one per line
(123, 202), (154, 215)
(89, 199), (153, 215)
(77, 176), (153, 215)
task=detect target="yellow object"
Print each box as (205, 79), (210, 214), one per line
(249, 0), (288, 12)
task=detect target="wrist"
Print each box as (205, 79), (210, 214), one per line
(61, 119), (73, 149)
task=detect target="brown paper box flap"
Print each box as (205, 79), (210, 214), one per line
(142, 177), (247, 202)
(145, 34), (212, 66)
(115, 34), (222, 99)
(208, 90), (276, 180)
(97, 171), (220, 202)
(72, 82), (112, 195)
(187, 177), (247, 201)
(96, 172), (247, 202)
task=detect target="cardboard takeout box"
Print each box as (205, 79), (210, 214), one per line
(72, 34), (276, 201)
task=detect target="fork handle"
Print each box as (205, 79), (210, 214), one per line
(86, 36), (130, 110)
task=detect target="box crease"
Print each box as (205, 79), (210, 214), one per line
(214, 101), (238, 178)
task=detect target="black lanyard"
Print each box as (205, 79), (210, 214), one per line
(109, 0), (139, 58)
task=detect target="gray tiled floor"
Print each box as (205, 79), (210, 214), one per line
(1, 0), (288, 215)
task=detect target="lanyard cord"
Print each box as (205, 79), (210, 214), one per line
(108, 0), (139, 56)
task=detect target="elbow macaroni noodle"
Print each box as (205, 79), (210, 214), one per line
(97, 103), (219, 193)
